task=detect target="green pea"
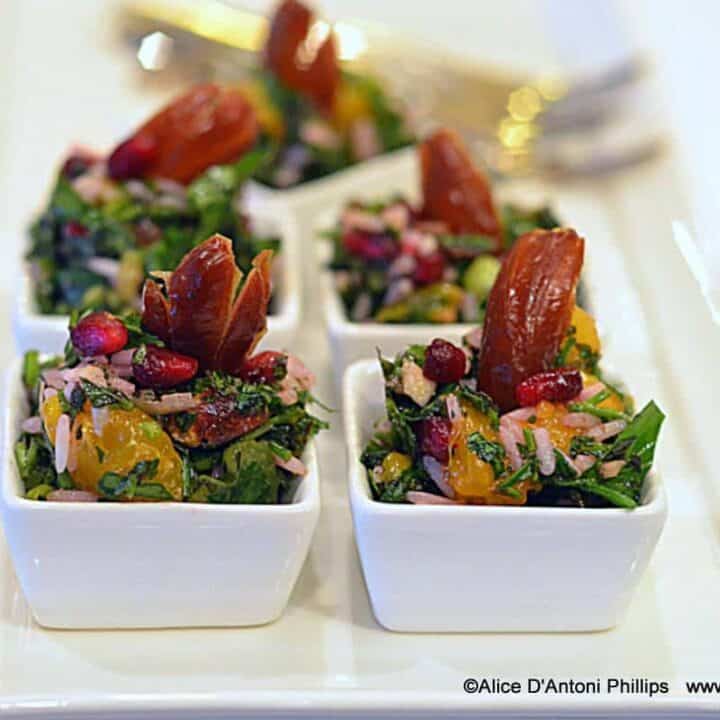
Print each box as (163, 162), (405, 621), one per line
(462, 256), (502, 300)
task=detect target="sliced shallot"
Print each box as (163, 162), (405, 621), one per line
(21, 416), (43, 434)
(446, 394), (462, 422)
(587, 419), (627, 442)
(108, 376), (136, 397)
(47, 489), (98, 502)
(406, 491), (460, 505)
(574, 454), (596, 474)
(499, 424), (523, 471)
(562, 412), (602, 429)
(274, 454), (307, 476)
(132, 392), (198, 415)
(422, 455), (455, 499)
(501, 406), (536, 423)
(600, 460), (627, 479)
(578, 382), (606, 402)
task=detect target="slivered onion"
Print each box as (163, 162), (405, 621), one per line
(406, 491), (459, 505)
(422, 455), (455, 498)
(47, 489), (98, 502)
(274, 455), (307, 476)
(562, 412), (601, 429)
(132, 392), (198, 415)
(499, 424), (522, 470)
(21, 416), (43, 434)
(587, 420), (627, 441)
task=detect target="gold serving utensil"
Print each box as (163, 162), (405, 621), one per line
(116, 0), (663, 179)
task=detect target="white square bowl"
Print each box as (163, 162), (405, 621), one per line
(0, 359), (320, 629)
(343, 359), (668, 633)
(14, 209), (302, 355)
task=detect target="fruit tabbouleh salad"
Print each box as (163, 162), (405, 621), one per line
(327, 129), (559, 323)
(29, 85), (278, 316)
(246, 0), (414, 188)
(362, 228), (664, 509)
(16, 235), (326, 504)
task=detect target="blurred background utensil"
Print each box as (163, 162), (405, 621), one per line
(117, 0), (665, 180)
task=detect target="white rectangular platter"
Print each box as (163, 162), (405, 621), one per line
(1, 178), (719, 719)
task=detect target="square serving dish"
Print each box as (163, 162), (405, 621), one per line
(343, 359), (668, 633)
(0, 359), (320, 630)
(314, 174), (574, 379)
(14, 209), (302, 355)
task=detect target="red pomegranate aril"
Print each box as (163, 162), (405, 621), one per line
(71, 312), (129, 357)
(342, 230), (398, 262)
(423, 338), (467, 384)
(132, 345), (198, 389)
(413, 251), (446, 285)
(63, 220), (89, 240)
(134, 218), (163, 247)
(418, 416), (453, 463)
(515, 368), (583, 407)
(238, 351), (288, 384)
(107, 133), (158, 180)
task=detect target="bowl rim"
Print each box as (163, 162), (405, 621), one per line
(320, 261), (476, 338)
(16, 206), (301, 334)
(343, 358), (667, 519)
(1, 357), (320, 515)
(245, 145), (416, 204)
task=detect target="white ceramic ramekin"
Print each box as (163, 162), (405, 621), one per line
(0, 359), (320, 629)
(14, 209), (301, 355)
(343, 359), (667, 633)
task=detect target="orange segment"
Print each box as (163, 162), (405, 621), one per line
(41, 396), (183, 500)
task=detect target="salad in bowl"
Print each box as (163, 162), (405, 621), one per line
(244, 0), (415, 189)
(16, 234), (324, 504)
(27, 84), (280, 318)
(325, 128), (560, 325)
(361, 228), (663, 508)
(344, 227), (666, 631)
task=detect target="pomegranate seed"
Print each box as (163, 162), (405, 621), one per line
(132, 345), (198, 389)
(237, 351), (288, 384)
(515, 368), (583, 407)
(342, 230), (398, 262)
(134, 218), (162, 247)
(417, 417), (453, 463)
(413, 251), (446, 285)
(62, 221), (89, 240)
(107, 133), (158, 180)
(71, 312), (128, 357)
(423, 339), (467, 384)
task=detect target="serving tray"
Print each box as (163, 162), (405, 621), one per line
(1, 179), (719, 719)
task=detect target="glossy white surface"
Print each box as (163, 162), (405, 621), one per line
(0, 360), (320, 630)
(344, 360), (666, 632)
(13, 209), (302, 356)
(1, 176), (719, 716)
